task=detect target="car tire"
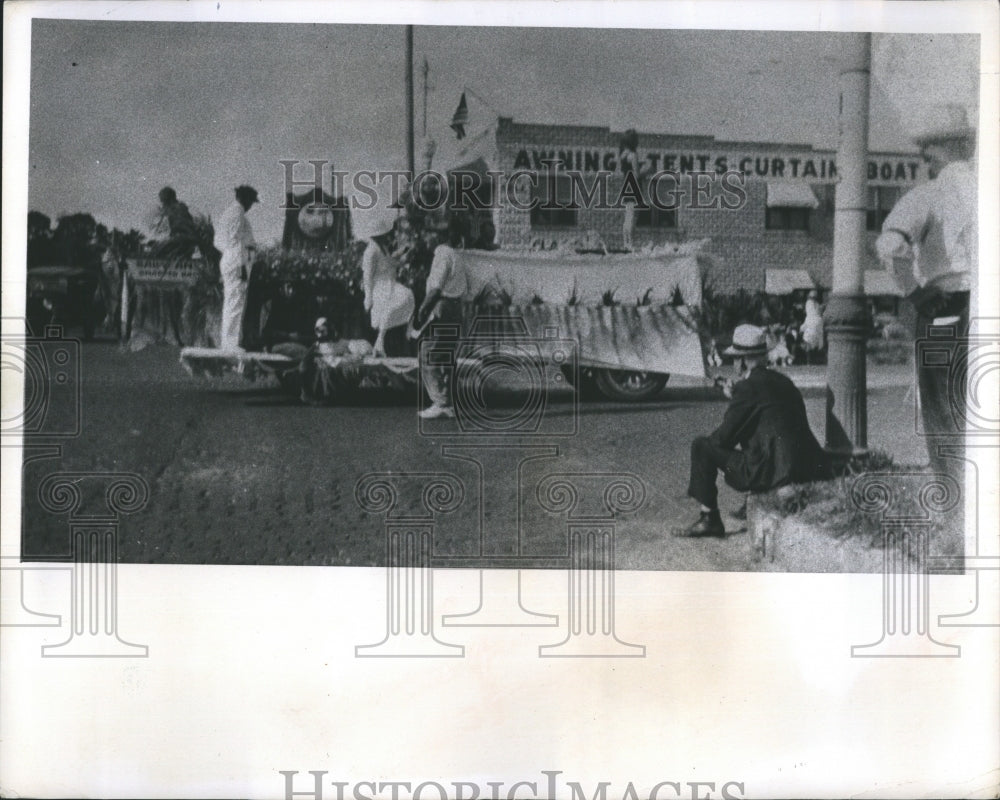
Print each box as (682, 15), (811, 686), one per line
(593, 369), (669, 401)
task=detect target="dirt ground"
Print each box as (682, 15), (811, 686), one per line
(19, 340), (930, 571)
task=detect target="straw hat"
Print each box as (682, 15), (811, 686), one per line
(367, 207), (398, 239)
(723, 324), (768, 357)
(913, 104), (975, 147)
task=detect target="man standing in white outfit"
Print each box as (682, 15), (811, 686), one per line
(217, 185), (258, 350)
(875, 105), (976, 482)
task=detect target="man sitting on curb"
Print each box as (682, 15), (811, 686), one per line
(677, 324), (828, 538)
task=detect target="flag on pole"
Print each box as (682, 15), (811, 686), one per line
(450, 92), (469, 139)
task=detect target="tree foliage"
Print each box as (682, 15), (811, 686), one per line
(28, 210), (147, 269)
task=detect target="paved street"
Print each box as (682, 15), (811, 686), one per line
(20, 340), (925, 570)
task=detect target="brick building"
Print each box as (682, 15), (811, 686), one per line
(460, 117), (923, 296)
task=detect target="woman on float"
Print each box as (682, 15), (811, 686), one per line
(360, 209), (415, 357)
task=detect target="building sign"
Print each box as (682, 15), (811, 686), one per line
(510, 148), (923, 184)
(126, 257), (205, 287)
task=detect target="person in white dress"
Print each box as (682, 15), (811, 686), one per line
(800, 289), (825, 359)
(216, 185), (258, 350)
(361, 211), (414, 357)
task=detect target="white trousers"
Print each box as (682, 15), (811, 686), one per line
(220, 274), (248, 350)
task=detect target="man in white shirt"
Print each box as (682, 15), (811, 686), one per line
(216, 185), (259, 350)
(875, 106), (976, 480)
(415, 221), (469, 419)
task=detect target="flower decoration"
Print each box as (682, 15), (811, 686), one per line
(252, 242), (367, 300)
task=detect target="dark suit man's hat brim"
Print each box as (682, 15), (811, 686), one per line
(723, 343), (768, 356)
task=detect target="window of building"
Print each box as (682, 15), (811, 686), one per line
(530, 174), (578, 228)
(765, 207), (811, 231)
(866, 186), (903, 231)
(636, 205), (677, 229)
(765, 182), (818, 232)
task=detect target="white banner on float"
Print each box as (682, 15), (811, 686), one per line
(460, 249), (704, 307)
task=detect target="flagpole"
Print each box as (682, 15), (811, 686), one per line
(422, 58), (429, 138)
(406, 25), (415, 176)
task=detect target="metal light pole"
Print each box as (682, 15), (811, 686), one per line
(406, 26), (415, 176)
(825, 33), (872, 454)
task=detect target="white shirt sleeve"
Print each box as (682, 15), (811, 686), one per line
(874, 229), (909, 262)
(876, 184), (933, 295)
(879, 182), (932, 251)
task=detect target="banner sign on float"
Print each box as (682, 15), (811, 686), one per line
(125, 258), (205, 287)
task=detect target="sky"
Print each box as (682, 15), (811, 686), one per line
(25, 19), (980, 245)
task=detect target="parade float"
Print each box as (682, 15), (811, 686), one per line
(178, 217), (710, 402)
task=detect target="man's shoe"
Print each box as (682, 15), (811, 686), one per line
(730, 498), (748, 521)
(418, 404), (456, 419)
(675, 509), (726, 538)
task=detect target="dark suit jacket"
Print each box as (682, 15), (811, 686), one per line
(709, 365), (827, 492)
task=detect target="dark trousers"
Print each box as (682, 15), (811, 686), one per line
(915, 291), (970, 484)
(687, 436), (752, 509)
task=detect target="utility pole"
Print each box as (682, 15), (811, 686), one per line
(825, 33), (871, 454)
(406, 25), (415, 176)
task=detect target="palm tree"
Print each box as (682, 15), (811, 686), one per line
(119, 228), (146, 256)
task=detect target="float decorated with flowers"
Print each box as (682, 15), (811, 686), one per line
(174, 179), (711, 402)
